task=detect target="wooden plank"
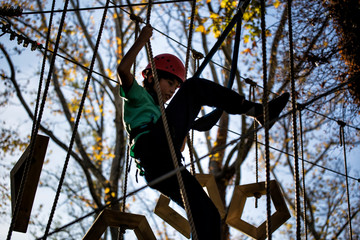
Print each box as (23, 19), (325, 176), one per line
(82, 209), (156, 240)
(10, 134), (49, 233)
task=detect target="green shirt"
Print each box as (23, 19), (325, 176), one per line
(120, 80), (161, 157)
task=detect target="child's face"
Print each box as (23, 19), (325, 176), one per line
(157, 77), (180, 102)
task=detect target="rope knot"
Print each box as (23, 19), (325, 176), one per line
(296, 103), (305, 111)
(244, 78), (257, 87)
(191, 49), (204, 60)
(337, 120), (346, 127)
(130, 14), (143, 24)
(254, 192), (262, 208)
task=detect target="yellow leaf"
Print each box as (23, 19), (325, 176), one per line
(214, 30), (221, 38)
(210, 13), (219, 19)
(244, 34), (250, 44)
(274, 0), (280, 8)
(105, 187), (110, 194)
(220, 0), (227, 8)
(195, 25), (206, 33)
(243, 12), (251, 21)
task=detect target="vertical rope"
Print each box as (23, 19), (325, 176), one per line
(184, 0), (196, 80)
(252, 85), (260, 208)
(117, 17), (141, 240)
(118, 145), (131, 240)
(260, 0), (271, 239)
(298, 105), (308, 240)
(185, 0), (197, 176)
(287, 0), (301, 238)
(31, 3), (55, 138)
(6, 1), (58, 239)
(145, 1), (198, 239)
(42, 1), (111, 239)
(132, 21), (140, 76)
(338, 121), (353, 240)
(188, 130), (196, 175)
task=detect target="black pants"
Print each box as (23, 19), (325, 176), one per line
(135, 78), (248, 239)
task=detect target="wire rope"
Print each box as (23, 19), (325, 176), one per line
(19, 0), (192, 15)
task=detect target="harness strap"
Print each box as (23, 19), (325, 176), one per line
(130, 122), (154, 142)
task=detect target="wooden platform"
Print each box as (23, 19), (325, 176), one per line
(10, 134), (49, 233)
(226, 180), (291, 240)
(82, 209), (156, 240)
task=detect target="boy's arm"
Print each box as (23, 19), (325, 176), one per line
(117, 25), (153, 93)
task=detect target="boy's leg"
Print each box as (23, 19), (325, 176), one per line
(136, 133), (221, 240)
(166, 78), (253, 148)
(143, 160), (221, 240)
(166, 78), (289, 147)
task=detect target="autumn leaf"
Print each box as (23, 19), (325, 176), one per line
(195, 25), (206, 33)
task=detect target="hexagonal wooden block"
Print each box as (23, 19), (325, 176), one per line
(153, 174), (225, 239)
(82, 209), (156, 240)
(10, 134), (49, 233)
(226, 180), (291, 240)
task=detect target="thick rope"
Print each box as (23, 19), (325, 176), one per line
(338, 121), (353, 240)
(260, 0), (272, 239)
(117, 18), (140, 240)
(287, 0), (301, 238)
(187, 130), (196, 175)
(118, 145), (131, 240)
(31, 3), (55, 138)
(251, 85), (260, 208)
(145, 1), (198, 239)
(298, 107), (308, 240)
(41, 1), (111, 239)
(184, 0), (196, 80)
(6, 1), (58, 239)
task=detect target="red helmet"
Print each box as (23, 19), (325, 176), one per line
(142, 54), (186, 83)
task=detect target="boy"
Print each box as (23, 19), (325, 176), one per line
(117, 25), (289, 239)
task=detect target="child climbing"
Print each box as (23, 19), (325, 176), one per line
(117, 24), (289, 239)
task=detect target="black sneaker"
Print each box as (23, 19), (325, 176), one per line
(255, 92), (290, 129)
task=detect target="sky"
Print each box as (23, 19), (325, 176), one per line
(1, 1), (360, 240)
